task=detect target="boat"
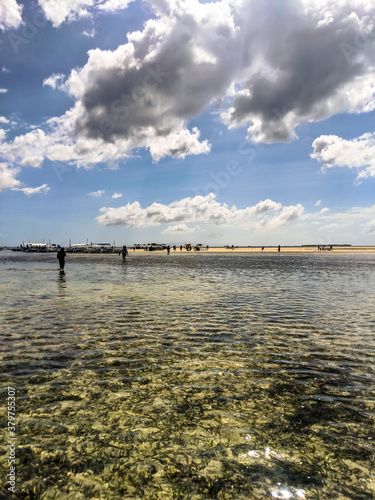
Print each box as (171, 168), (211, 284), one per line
(12, 243), (57, 252)
(67, 243), (116, 253)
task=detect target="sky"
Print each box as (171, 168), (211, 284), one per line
(0, 0), (374, 247)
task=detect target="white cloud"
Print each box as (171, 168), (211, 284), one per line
(311, 132), (375, 180)
(307, 204), (375, 241)
(315, 199), (322, 206)
(0, 123), (126, 169)
(365, 221), (375, 234)
(0, 89), (8, 94)
(162, 223), (201, 233)
(0, 160), (50, 194)
(43, 73), (65, 90)
(0, 129), (52, 168)
(0, 162), (21, 191)
(2, 67), (10, 73)
(319, 207), (329, 215)
(82, 28), (96, 38)
(88, 189), (105, 197)
(38, 0), (133, 27)
(96, 193), (297, 229)
(257, 204), (305, 230)
(38, 0), (90, 26)
(0, 117), (10, 125)
(112, 192), (122, 198)
(252, 199), (283, 215)
(0, 0), (23, 31)
(97, 0), (133, 13)
(94, 194), (375, 243)
(12, 184), (50, 195)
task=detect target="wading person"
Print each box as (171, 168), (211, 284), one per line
(121, 245), (128, 261)
(57, 247), (66, 271)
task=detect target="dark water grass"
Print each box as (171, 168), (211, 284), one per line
(0, 251), (374, 499)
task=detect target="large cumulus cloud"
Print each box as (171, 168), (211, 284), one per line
(64, 0), (375, 152)
(96, 193), (292, 228)
(96, 192), (375, 241)
(58, 0), (238, 160)
(223, 0), (375, 142)
(2, 0), (375, 169)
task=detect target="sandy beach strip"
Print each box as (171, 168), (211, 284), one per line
(129, 246), (375, 254)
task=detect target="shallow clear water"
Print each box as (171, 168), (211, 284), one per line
(0, 250), (374, 499)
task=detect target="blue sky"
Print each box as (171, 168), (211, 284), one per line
(0, 0), (374, 246)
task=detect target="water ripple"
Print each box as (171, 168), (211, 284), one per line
(0, 251), (374, 498)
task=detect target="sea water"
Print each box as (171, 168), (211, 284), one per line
(0, 250), (374, 499)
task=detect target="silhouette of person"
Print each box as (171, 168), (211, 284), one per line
(278, 245), (281, 252)
(57, 247), (66, 270)
(121, 245), (128, 261)
(167, 245), (170, 255)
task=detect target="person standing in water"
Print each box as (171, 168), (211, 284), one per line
(121, 245), (128, 261)
(57, 247), (66, 271)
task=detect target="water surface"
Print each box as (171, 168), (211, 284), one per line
(0, 251), (374, 499)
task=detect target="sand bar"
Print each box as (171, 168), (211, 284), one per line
(128, 246), (375, 254)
